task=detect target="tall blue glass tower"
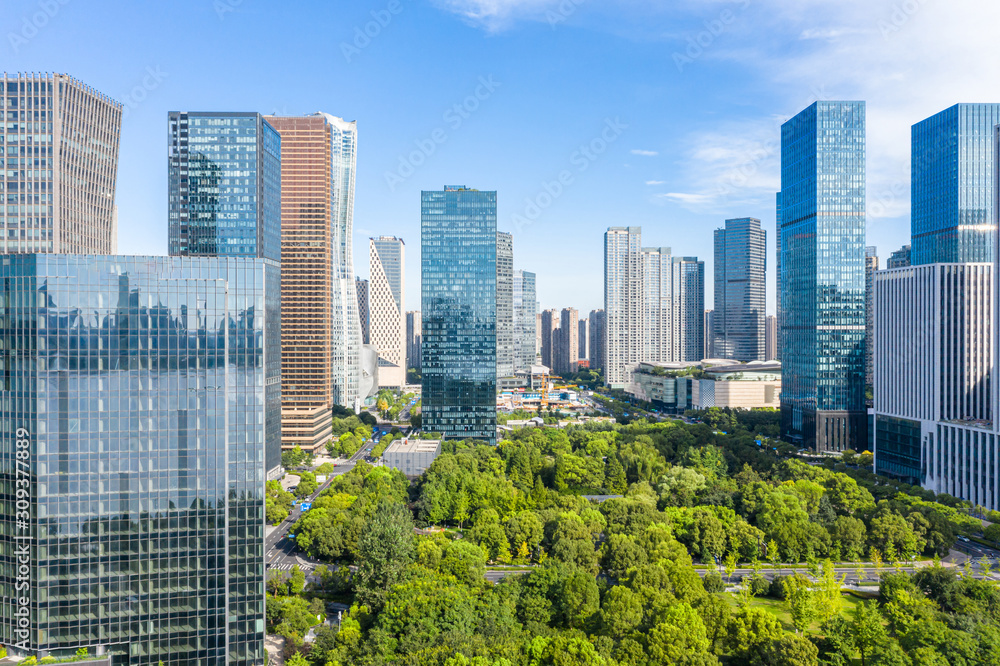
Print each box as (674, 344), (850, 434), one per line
(911, 104), (1000, 265)
(0, 255), (272, 665)
(167, 112), (282, 478)
(779, 101), (867, 452)
(421, 187), (497, 444)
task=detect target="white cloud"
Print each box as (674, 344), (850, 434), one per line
(645, 180), (666, 185)
(657, 193), (717, 206)
(631, 149), (659, 156)
(432, 0), (565, 30)
(660, 0), (1000, 231)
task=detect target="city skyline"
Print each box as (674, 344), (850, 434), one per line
(13, 1), (999, 313)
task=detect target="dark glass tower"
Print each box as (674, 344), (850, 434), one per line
(167, 111), (282, 479)
(911, 104), (1000, 265)
(713, 217), (766, 361)
(0, 255), (272, 665)
(779, 101), (867, 452)
(421, 187), (497, 444)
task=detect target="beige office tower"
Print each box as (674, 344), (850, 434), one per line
(266, 113), (365, 452)
(1, 73), (122, 254)
(370, 236), (406, 388)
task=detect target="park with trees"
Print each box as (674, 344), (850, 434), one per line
(266, 408), (999, 666)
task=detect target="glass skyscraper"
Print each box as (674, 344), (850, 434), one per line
(167, 112), (282, 478)
(911, 104), (1000, 265)
(496, 232), (515, 380)
(1, 73), (122, 255)
(672, 256), (705, 362)
(779, 101), (867, 452)
(713, 217), (766, 362)
(512, 270), (537, 372)
(0, 255), (272, 665)
(421, 187), (497, 444)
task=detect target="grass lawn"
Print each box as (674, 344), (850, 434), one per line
(723, 590), (877, 635)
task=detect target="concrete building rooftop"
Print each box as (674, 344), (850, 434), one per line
(384, 439), (441, 455)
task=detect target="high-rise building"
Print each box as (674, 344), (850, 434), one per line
(779, 101), (867, 452)
(765, 314), (778, 361)
(541, 309), (558, 370)
(1, 73), (122, 254)
(864, 247), (879, 390)
(369, 237), (406, 388)
(578, 318), (589, 360)
(912, 104), (1000, 265)
(874, 263), (992, 489)
(589, 309), (607, 373)
(605, 227), (705, 385)
(496, 232), (515, 379)
(513, 270), (538, 372)
(775, 192), (783, 361)
(553, 308), (579, 376)
(704, 310), (715, 358)
(713, 217), (766, 361)
(406, 311), (422, 372)
(266, 113), (366, 452)
(888, 244), (912, 269)
(605, 227), (643, 387)
(421, 187), (497, 444)
(673, 256), (706, 362)
(642, 247), (674, 363)
(0, 255), (274, 664)
(167, 111), (283, 477)
(356, 277), (371, 344)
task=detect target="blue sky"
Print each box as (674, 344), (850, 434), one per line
(4, 0), (998, 314)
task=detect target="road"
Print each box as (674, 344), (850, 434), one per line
(265, 439), (373, 575)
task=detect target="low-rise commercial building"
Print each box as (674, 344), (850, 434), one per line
(627, 360), (781, 412)
(383, 439), (442, 477)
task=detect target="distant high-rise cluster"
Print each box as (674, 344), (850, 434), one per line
(603, 226), (704, 388)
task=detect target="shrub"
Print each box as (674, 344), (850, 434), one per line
(750, 574), (770, 597)
(703, 571), (725, 593)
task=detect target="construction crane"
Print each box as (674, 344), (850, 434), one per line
(540, 374), (550, 410)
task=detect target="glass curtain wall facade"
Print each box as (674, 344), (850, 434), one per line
(496, 232), (514, 380)
(779, 101), (867, 452)
(265, 114), (363, 452)
(1, 73), (122, 255)
(406, 311), (421, 372)
(713, 218), (766, 362)
(421, 187), (497, 444)
(912, 104), (1000, 265)
(167, 111), (282, 477)
(864, 246), (879, 390)
(0, 255), (271, 665)
(672, 257), (705, 362)
(512, 270), (537, 372)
